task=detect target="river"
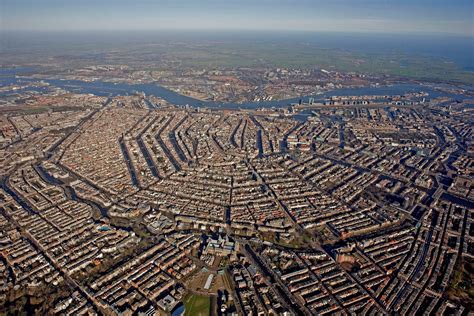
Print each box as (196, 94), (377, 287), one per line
(0, 70), (470, 109)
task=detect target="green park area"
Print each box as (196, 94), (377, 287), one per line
(184, 294), (211, 316)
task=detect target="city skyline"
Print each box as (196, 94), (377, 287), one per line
(0, 1), (473, 315)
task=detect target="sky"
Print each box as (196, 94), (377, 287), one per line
(1, 0), (473, 36)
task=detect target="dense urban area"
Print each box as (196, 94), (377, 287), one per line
(0, 60), (473, 315)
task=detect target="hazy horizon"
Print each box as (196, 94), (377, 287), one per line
(2, 0), (473, 36)
(2, 29), (472, 71)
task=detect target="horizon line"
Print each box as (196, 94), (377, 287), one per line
(2, 28), (473, 38)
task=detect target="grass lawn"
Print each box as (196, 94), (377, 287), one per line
(447, 257), (474, 309)
(184, 294), (210, 316)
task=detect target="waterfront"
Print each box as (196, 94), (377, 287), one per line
(1, 72), (470, 108)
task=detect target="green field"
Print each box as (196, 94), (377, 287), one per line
(141, 41), (474, 85)
(184, 294), (211, 316)
(5, 31), (474, 86)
